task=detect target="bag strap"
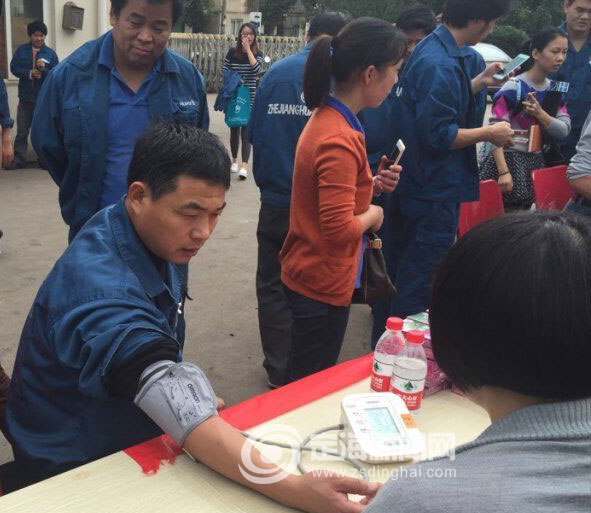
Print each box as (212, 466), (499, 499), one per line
(366, 232), (383, 249)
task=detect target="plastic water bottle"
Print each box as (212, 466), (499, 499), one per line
(370, 317), (405, 392)
(390, 330), (427, 411)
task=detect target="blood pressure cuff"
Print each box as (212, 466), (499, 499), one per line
(134, 360), (218, 446)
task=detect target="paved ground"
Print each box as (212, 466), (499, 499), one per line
(0, 95), (374, 464)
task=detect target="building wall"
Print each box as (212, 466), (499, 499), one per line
(207, 0), (250, 35)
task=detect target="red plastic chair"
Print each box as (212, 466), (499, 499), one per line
(532, 165), (573, 211)
(458, 180), (504, 237)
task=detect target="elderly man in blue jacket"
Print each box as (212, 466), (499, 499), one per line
(32, 0), (209, 242)
(8, 20), (58, 169)
(248, 12), (347, 388)
(369, 0), (516, 344)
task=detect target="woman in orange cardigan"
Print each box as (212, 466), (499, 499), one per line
(280, 18), (407, 383)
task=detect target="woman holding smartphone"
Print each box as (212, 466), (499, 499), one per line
(280, 17), (407, 384)
(222, 23), (264, 180)
(480, 28), (571, 210)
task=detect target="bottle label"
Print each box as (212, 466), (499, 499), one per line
(370, 353), (395, 392)
(390, 372), (426, 410)
(391, 388), (424, 411)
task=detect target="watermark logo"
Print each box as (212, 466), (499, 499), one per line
(239, 424), (302, 485)
(239, 425), (457, 484)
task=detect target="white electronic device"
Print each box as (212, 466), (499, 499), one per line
(340, 393), (424, 463)
(493, 53), (530, 80)
(387, 139), (406, 166)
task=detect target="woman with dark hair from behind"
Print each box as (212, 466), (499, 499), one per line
(364, 211), (591, 512)
(280, 18), (407, 383)
(480, 28), (571, 210)
(222, 22), (264, 180)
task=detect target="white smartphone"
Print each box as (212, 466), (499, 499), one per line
(493, 54), (530, 80)
(387, 139), (406, 166)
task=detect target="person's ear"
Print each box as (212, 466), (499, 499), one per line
(363, 65), (377, 85)
(127, 182), (150, 212)
(109, 9), (118, 28)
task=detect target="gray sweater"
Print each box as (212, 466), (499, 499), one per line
(364, 398), (591, 513)
(568, 112), (591, 181)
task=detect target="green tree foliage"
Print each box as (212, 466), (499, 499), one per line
(183, 0), (213, 32)
(294, 0), (566, 56)
(260, 0), (303, 28)
(485, 24), (529, 56)
(300, 0), (407, 22)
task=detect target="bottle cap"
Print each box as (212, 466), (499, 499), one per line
(386, 317), (404, 331)
(406, 330), (425, 344)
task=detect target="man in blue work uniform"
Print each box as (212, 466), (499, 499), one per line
(248, 12), (347, 388)
(32, 0), (209, 242)
(554, 0), (591, 162)
(359, 4), (437, 173)
(5, 121), (381, 510)
(8, 20), (58, 169)
(370, 0), (515, 345)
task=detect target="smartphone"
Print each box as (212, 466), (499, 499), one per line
(493, 54), (530, 81)
(387, 139), (406, 166)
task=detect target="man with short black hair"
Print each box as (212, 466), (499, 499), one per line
(248, 12), (347, 388)
(359, 4), (437, 173)
(370, 0), (515, 342)
(553, 0), (591, 162)
(8, 20), (58, 169)
(5, 122), (378, 512)
(32, 0), (209, 242)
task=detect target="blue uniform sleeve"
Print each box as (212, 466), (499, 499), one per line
(0, 79), (13, 128)
(31, 69), (68, 185)
(411, 65), (462, 153)
(195, 68), (210, 131)
(10, 45), (31, 80)
(50, 298), (180, 400)
(248, 75), (265, 144)
(47, 49), (59, 70)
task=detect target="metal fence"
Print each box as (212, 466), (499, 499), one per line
(168, 33), (306, 93)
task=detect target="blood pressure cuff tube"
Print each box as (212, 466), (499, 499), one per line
(134, 360), (218, 446)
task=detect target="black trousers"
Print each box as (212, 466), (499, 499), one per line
(256, 203), (292, 385)
(14, 101), (35, 165)
(230, 126), (251, 162)
(283, 285), (350, 384)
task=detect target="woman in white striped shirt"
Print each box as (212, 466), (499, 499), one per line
(223, 23), (264, 179)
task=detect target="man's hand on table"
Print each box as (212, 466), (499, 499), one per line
(216, 397), (226, 411)
(293, 473), (381, 513)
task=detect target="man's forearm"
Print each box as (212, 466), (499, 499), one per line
(471, 75), (486, 95)
(569, 175), (591, 199)
(183, 416), (301, 508)
(451, 126), (490, 150)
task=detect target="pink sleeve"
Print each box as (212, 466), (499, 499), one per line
(492, 96), (511, 121)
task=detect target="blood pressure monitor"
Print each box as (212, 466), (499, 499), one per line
(340, 393), (424, 463)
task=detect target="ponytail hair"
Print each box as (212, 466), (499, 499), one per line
(303, 17), (408, 110)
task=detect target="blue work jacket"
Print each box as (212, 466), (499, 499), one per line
(552, 23), (591, 157)
(6, 199), (187, 476)
(214, 69), (242, 111)
(358, 87), (400, 173)
(395, 25), (486, 203)
(0, 78), (13, 128)
(31, 31), (209, 240)
(248, 44), (313, 208)
(10, 43), (59, 103)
